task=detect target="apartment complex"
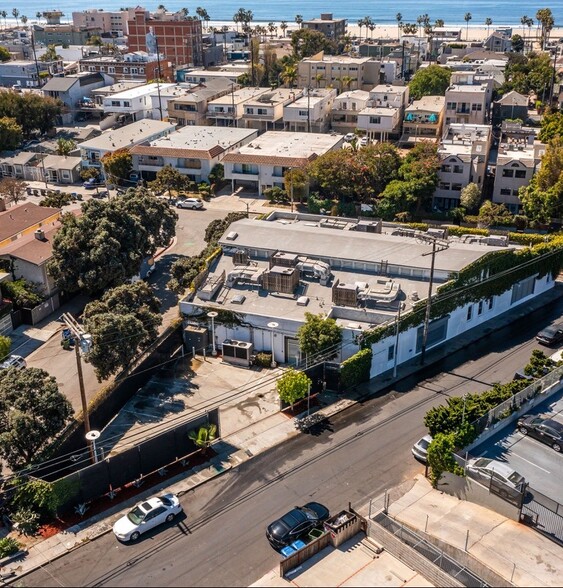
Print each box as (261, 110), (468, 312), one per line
(302, 13), (347, 40)
(400, 96), (446, 144)
(127, 8), (203, 69)
(72, 9), (133, 36)
(330, 90), (370, 133)
(79, 52), (174, 83)
(283, 89), (337, 133)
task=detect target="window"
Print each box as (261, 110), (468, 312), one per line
(451, 183), (462, 191)
(298, 110), (308, 116)
(369, 116), (381, 124)
(471, 103), (482, 111)
(512, 189), (520, 196)
(467, 305), (473, 321)
(415, 316), (449, 353)
(131, 68), (138, 75)
(108, 67), (115, 74)
(439, 181), (450, 190)
(453, 165), (463, 173)
(502, 169), (514, 177)
(478, 300), (483, 315)
(246, 107), (254, 114)
(388, 345), (395, 361)
(511, 275), (536, 304)
(487, 297), (494, 310)
(500, 188), (511, 195)
(441, 164), (452, 172)
(447, 102), (457, 110)
(257, 108), (267, 115)
(515, 170), (526, 178)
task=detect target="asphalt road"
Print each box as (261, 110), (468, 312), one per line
(19, 297), (563, 588)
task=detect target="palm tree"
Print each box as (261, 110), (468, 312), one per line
(396, 13), (402, 40)
(368, 22), (376, 40)
(340, 75), (354, 92)
(35, 11), (41, 24)
(357, 18), (364, 42)
(280, 21), (288, 37)
(12, 8), (19, 27)
(21, 15), (28, 26)
(295, 15), (303, 30)
(268, 22), (276, 39)
(157, 4), (167, 11)
(1, 10), (6, 30)
(536, 8), (554, 50)
(485, 18), (492, 38)
(314, 72), (324, 88)
(435, 19), (444, 28)
(280, 63), (297, 88)
(464, 12), (472, 41)
(221, 25), (229, 55)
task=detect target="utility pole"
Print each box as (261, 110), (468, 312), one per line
(231, 83), (237, 127)
(420, 235), (449, 365)
(307, 86), (311, 133)
(154, 34), (164, 121)
(61, 312), (95, 463)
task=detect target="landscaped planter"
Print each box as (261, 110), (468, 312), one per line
(0, 549), (28, 567)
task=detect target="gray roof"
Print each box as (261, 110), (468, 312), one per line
(219, 219), (509, 273)
(42, 77), (79, 92)
(0, 151), (37, 165)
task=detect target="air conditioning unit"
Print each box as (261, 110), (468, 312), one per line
(221, 339), (254, 367)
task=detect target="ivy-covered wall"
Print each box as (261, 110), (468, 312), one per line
(340, 348), (373, 389)
(362, 237), (563, 348)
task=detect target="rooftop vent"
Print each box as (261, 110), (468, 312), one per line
(297, 295), (309, 306)
(226, 231), (238, 241)
(231, 294), (246, 305)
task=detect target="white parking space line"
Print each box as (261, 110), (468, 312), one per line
(509, 452), (551, 473)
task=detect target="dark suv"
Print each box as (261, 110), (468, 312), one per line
(518, 415), (563, 452)
(536, 322), (563, 346)
(266, 502), (329, 550)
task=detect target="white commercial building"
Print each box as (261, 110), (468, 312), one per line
(102, 82), (176, 122)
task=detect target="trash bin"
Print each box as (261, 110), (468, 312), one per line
(280, 545), (295, 558)
(308, 528), (324, 541)
(291, 539), (306, 551)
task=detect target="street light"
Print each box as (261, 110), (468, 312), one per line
(85, 430), (101, 463)
(392, 301), (405, 378)
(208, 311), (218, 356)
(267, 321), (279, 368)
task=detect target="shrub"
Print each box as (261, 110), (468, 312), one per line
(1, 279), (44, 308)
(12, 507), (40, 536)
(263, 186), (289, 204)
(508, 232), (548, 246)
(427, 432), (465, 487)
(0, 537), (21, 558)
(39, 191), (72, 208)
(254, 352), (272, 368)
(307, 193), (333, 214)
(447, 226), (489, 237)
(340, 348), (372, 388)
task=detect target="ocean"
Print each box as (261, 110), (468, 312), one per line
(4, 1), (562, 27)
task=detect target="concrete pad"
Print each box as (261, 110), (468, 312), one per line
(340, 551), (421, 587)
(403, 574), (434, 587)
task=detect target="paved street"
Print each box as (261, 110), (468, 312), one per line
(18, 297), (563, 587)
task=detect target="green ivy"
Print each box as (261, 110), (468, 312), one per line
(340, 348), (373, 388)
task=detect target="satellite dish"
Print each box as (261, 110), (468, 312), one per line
(85, 430), (101, 441)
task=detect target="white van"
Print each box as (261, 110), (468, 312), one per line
(0, 355), (27, 370)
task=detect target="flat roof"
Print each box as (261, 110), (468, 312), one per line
(218, 218), (509, 273)
(91, 81), (144, 96)
(371, 84), (409, 95)
(360, 107), (398, 116)
(243, 88), (299, 107)
(105, 82), (175, 100)
(225, 131), (342, 160)
(78, 119), (175, 151)
(407, 96), (445, 112)
(447, 84), (488, 93)
(208, 87), (271, 105)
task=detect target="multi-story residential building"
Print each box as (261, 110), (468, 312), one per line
(297, 53), (396, 91)
(130, 126), (257, 183)
(167, 79), (238, 126)
(434, 123), (492, 210)
(206, 87), (272, 127)
(101, 82), (176, 122)
(330, 90), (370, 133)
(492, 91), (529, 126)
(283, 89), (337, 133)
(0, 152), (81, 184)
(241, 88), (303, 132)
(179, 63), (250, 84)
(302, 13), (347, 40)
(91, 81), (145, 107)
(34, 11), (104, 47)
(79, 52), (174, 83)
(492, 123), (546, 213)
(127, 8), (203, 69)
(72, 8), (133, 36)
(483, 31), (513, 52)
(400, 96), (446, 145)
(444, 77), (490, 125)
(179, 211), (552, 377)
(42, 73), (107, 123)
(222, 131), (343, 195)
(78, 119), (175, 173)
(368, 84), (409, 110)
(0, 61), (49, 88)
(357, 106), (402, 141)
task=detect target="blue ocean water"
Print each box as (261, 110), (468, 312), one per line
(7, 1), (563, 26)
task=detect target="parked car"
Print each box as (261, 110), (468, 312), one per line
(266, 502), (329, 550)
(343, 133), (356, 143)
(536, 322), (563, 346)
(517, 414), (563, 452)
(83, 178), (103, 189)
(465, 458), (526, 498)
(359, 136), (369, 147)
(411, 434), (433, 463)
(112, 493), (182, 542)
(176, 197), (203, 210)
(0, 355), (26, 370)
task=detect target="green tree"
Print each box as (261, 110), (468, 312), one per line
(86, 34), (103, 46)
(0, 116), (22, 150)
(427, 432), (464, 487)
(1, 278), (43, 308)
(539, 110), (563, 143)
(283, 167), (309, 205)
(476, 201), (512, 227)
(48, 189), (177, 293)
(280, 63), (298, 87)
(0, 176), (27, 204)
(485, 17), (493, 37)
(0, 335), (10, 361)
(291, 28), (337, 59)
(0, 46), (10, 62)
(511, 34), (524, 53)
(408, 65), (451, 100)
(208, 163), (224, 185)
(536, 8), (554, 49)
(149, 164), (189, 198)
(460, 182), (481, 211)
(276, 368), (311, 408)
(280, 21), (288, 37)
(464, 12), (472, 41)
(101, 147), (132, 185)
(500, 52), (553, 98)
(0, 368), (73, 468)
(520, 137), (563, 222)
(295, 14), (303, 29)
(0, 91), (62, 137)
(82, 281), (162, 381)
(55, 137), (76, 156)
(12, 8), (19, 27)
(40, 44), (61, 62)
(297, 312), (343, 362)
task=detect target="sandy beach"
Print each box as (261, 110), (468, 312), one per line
(208, 21), (563, 44)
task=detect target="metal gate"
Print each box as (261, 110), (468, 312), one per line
(520, 488), (563, 546)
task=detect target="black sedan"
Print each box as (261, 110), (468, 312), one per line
(536, 323), (563, 346)
(266, 502), (330, 550)
(518, 415), (563, 452)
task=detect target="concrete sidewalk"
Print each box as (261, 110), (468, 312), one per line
(3, 284), (563, 581)
(381, 475), (563, 587)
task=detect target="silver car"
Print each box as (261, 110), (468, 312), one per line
(176, 197), (203, 210)
(466, 458), (526, 497)
(0, 355), (26, 370)
(411, 434), (433, 463)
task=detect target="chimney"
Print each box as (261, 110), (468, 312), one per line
(35, 229), (46, 241)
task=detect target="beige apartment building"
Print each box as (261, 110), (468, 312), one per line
(401, 96), (446, 144)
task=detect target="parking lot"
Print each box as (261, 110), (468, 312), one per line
(471, 389), (563, 501)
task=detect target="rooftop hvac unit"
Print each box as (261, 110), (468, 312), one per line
(222, 339), (253, 367)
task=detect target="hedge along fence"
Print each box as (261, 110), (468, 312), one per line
(362, 236), (563, 348)
(340, 348), (373, 389)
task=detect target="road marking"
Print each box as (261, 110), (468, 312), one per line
(510, 452), (551, 473)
